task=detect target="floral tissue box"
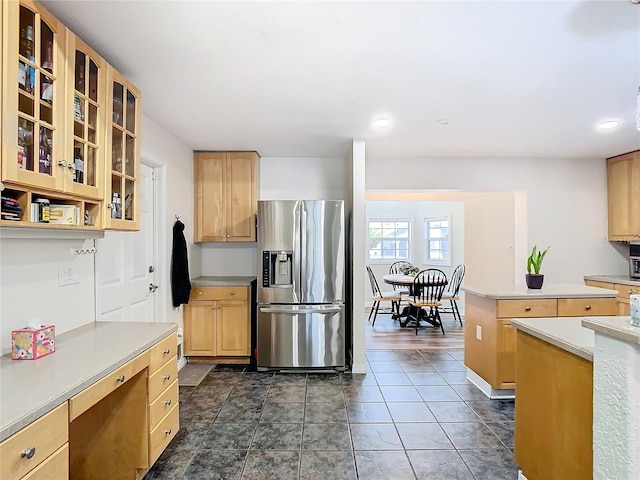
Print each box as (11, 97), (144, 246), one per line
(11, 325), (55, 360)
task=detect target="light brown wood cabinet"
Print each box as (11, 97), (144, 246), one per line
(607, 150), (640, 241)
(193, 151), (259, 242)
(184, 286), (251, 358)
(584, 279), (638, 316)
(465, 294), (616, 391)
(0, 0), (140, 231)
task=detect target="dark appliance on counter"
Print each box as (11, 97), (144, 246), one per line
(256, 200), (345, 371)
(630, 244), (640, 279)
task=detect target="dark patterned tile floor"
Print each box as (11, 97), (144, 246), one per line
(144, 349), (519, 480)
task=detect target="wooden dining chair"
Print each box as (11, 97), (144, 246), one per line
(406, 268), (448, 335)
(388, 261), (412, 311)
(366, 266), (402, 326)
(441, 264), (465, 326)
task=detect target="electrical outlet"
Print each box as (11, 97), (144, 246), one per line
(476, 325), (482, 341)
(58, 266), (79, 287)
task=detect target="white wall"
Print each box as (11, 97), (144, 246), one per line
(0, 115), (193, 354)
(198, 156), (348, 277)
(366, 156), (628, 282)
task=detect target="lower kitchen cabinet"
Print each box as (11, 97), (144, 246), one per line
(184, 286), (250, 359)
(584, 279), (638, 316)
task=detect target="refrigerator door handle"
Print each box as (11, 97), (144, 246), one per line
(292, 201), (302, 303)
(300, 204), (308, 300)
(259, 306), (342, 314)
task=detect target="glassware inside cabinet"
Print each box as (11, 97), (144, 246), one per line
(19, 7), (35, 61)
(73, 141), (84, 184)
(110, 177), (122, 219)
(75, 51), (86, 94)
(17, 118), (35, 171)
(112, 127), (123, 172)
(124, 179), (134, 220)
(112, 83), (124, 126)
(125, 135), (135, 176)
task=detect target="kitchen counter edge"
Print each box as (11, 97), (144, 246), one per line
(511, 317), (594, 361)
(462, 283), (618, 299)
(0, 321), (178, 442)
(581, 316), (640, 345)
(583, 275), (640, 287)
(190, 276), (257, 286)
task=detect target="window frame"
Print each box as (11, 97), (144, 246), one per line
(367, 217), (412, 263)
(423, 215), (451, 267)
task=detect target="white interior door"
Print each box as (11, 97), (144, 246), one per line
(96, 163), (157, 321)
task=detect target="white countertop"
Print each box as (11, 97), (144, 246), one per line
(583, 275), (640, 287)
(462, 283), (618, 300)
(0, 321), (177, 442)
(191, 276), (256, 286)
(581, 316), (640, 345)
(511, 317), (594, 361)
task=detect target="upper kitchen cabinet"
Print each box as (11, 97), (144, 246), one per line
(194, 151), (260, 242)
(64, 31), (107, 201)
(103, 68), (141, 230)
(1, 0), (66, 192)
(607, 150), (640, 241)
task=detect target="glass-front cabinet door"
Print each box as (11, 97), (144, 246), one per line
(65, 32), (105, 200)
(104, 67), (140, 230)
(1, 1), (65, 191)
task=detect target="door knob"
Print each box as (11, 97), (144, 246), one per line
(149, 283), (158, 292)
(148, 266), (155, 273)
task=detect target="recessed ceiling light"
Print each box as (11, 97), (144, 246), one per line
(371, 117), (391, 128)
(597, 120), (620, 130)
(435, 119), (450, 126)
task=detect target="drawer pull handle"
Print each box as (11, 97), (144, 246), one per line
(21, 447), (36, 459)
(165, 428), (172, 436)
(230, 291), (235, 295)
(165, 399), (172, 406)
(164, 374), (171, 381)
(524, 307), (531, 312)
(163, 349), (171, 355)
(585, 305), (592, 311)
(116, 375), (126, 383)
(197, 291), (203, 296)
(630, 289), (640, 294)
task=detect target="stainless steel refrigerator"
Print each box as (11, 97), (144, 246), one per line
(257, 200), (345, 371)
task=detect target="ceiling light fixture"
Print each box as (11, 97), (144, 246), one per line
(371, 117), (391, 128)
(597, 120), (620, 130)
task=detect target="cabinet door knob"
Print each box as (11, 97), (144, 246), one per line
(57, 160), (68, 168)
(163, 349), (170, 355)
(524, 306), (531, 312)
(21, 447), (36, 459)
(198, 291), (203, 296)
(164, 374), (171, 381)
(585, 305), (591, 311)
(230, 291), (235, 296)
(165, 399), (172, 406)
(116, 375), (125, 383)
(165, 428), (172, 436)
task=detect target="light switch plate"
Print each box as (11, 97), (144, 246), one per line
(58, 266), (79, 286)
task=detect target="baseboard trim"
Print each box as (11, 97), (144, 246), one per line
(350, 362), (367, 374)
(466, 368), (515, 399)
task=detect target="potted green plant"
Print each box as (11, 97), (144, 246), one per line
(526, 245), (550, 289)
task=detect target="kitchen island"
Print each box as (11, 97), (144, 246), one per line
(511, 317), (594, 480)
(462, 283), (616, 398)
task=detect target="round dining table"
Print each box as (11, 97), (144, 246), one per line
(382, 273), (446, 330)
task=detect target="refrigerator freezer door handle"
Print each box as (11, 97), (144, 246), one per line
(259, 307), (342, 314)
(292, 202), (301, 303)
(300, 205), (308, 300)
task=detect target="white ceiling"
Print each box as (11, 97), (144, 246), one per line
(41, 0), (640, 159)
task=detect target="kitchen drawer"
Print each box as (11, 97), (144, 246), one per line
(558, 298), (617, 317)
(149, 332), (178, 374)
(0, 403), (68, 480)
(22, 443), (68, 480)
(148, 358), (178, 400)
(190, 286), (248, 301)
(149, 380), (179, 430)
(69, 351), (148, 421)
(614, 283), (640, 300)
(497, 299), (557, 318)
(149, 403), (179, 465)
